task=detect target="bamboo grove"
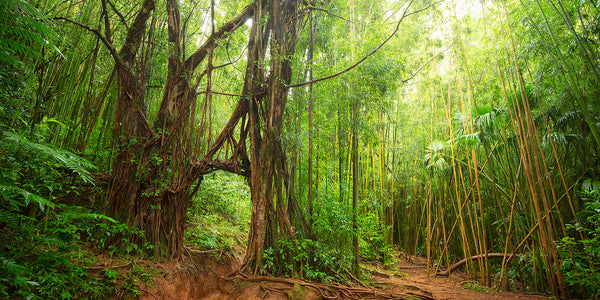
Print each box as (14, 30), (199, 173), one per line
(1, 0), (599, 299)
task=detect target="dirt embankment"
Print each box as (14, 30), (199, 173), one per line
(139, 250), (236, 300)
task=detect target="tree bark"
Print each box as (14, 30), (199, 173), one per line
(106, 0), (254, 258)
(103, 0), (303, 264)
(241, 0), (303, 274)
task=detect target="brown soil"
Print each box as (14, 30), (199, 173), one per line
(374, 254), (550, 300)
(138, 250), (238, 300)
(140, 251), (551, 300)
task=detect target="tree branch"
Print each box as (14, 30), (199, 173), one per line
(305, 6), (354, 23)
(120, 0), (155, 65)
(288, 0), (440, 89)
(181, 0), (202, 61)
(196, 90), (243, 97)
(106, 0), (129, 30)
(166, 0), (182, 72)
(192, 158), (250, 178)
(436, 253), (515, 277)
(400, 49), (448, 83)
(101, 0), (112, 43)
(184, 4), (255, 73)
(55, 17), (123, 68)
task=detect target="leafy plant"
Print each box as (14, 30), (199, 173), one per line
(359, 211), (395, 266)
(186, 172), (251, 252)
(0, 0), (62, 131)
(556, 189), (600, 299)
(117, 264), (162, 300)
(0, 0), (61, 66)
(0, 130), (147, 298)
(462, 281), (493, 293)
(263, 236), (348, 283)
(3, 131), (96, 183)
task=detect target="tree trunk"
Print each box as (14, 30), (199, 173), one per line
(106, 0), (253, 258)
(102, 0), (303, 265)
(241, 0), (302, 274)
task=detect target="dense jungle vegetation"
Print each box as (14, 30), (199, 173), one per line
(1, 0), (599, 298)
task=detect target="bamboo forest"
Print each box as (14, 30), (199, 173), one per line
(2, 0), (600, 299)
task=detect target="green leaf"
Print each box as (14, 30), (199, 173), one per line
(583, 179), (600, 192)
(4, 131), (96, 184)
(0, 184), (55, 210)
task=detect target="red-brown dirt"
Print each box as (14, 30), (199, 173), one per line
(140, 251), (551, 300)
(376, 254), (550, 300)
(138, 250), (237, 300)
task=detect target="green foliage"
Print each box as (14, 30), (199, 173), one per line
(462, 281), (493, 293)
(186, 172), (251, 252)
(358, 212), (394, 266)
(0, 0), (61, 66)
(3, 131), (96, 183)
(423, 140), (449, 171)
(0, 252), (115, 299)
(0, 130), (95, 216)
(259, 194), (351, 282)
(117, 264), (162, 300)
(0, 130), (146, 298)
(191, 172), (251, 224)
(0, 0), (62, 131)
(556, 189), (600, 299)
(1, 0), (597, 297)
(263, 237), (349, 283)
(262, 191), (395, 282)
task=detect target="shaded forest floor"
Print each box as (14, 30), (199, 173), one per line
(134, 251), (550, 300)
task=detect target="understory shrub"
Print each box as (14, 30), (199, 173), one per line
(556, 189), (600, 299)
(185, 171), (251, 252)
(262, 190), (395, 282)
(0, 131), (145, 298)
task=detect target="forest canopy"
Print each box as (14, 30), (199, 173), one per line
(1, 0), (599, 299)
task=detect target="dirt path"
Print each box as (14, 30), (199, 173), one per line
(142, 251), (552, 299)
(371, 254), (550, 300)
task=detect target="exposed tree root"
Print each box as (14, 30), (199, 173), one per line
(436, 253), (514, 277)
(225, 275), (436, 300)
(362, 266), (392, 278)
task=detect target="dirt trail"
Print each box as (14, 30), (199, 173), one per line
(372, 254), (550, 300)
(142, 251), (551, 299)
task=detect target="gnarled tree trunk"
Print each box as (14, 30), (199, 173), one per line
(106, 0), (254, 258)
(105, 0), (303, 263)
(240, 0), (303, 273)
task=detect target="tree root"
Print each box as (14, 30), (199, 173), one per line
(344, 267), (371, 289)
(140, 288), (158, 299)
(88, 262), (132, 270)
(362, 266), (391, 278)
(225, 275), (436, 300)
(436, 253), (514, 277)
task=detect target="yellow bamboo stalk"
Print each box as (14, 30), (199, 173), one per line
(501, 2), (566, 296)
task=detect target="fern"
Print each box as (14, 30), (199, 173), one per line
(0, 209), (18, 227)
(59, 205), (118, 223)
(3, 131), (96, 183)
(0, 184), (55, 211)
(0, 130), (117, 298)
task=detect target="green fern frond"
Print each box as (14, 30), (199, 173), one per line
(0, 184), (55, 211)
(3, 131), (96, 184)
(59, 206), (118, 223)
(0, 37), (42, 60)
(0, 208), (19, 226)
